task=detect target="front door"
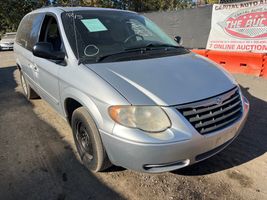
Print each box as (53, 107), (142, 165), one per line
(33, 14), (64, 113)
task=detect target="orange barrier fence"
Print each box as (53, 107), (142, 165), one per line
(261, 55), (267, 78)
(191, 49), (208, 57)
(191, 49), (267, 78)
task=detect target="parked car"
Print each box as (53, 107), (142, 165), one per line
(0, 32), (16, 50)
(14, 7), (249, 173)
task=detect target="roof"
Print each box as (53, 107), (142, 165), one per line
(31, 6), (135, 15)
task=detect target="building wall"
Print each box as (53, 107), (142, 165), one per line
(143, 5), (213, 49)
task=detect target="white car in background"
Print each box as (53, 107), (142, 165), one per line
(0, 32), (16, 50)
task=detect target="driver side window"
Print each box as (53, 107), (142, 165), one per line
(39, 15), (62, 51)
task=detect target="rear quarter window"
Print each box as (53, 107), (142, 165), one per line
(16, 13), (44, 51)
(16, 15), (29, 48)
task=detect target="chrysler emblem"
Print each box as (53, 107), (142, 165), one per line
(216, 97), (223, 105)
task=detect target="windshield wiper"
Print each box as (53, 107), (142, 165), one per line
(125, 43), (184, 51)
(78, 49), (144, 64)
(78, 57), (95, 65)
(79, 43), (185, 64)
(96, 48), (147, 63)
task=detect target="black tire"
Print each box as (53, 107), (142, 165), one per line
(20, 71), (39, 100)
(71, 107), (112, 172)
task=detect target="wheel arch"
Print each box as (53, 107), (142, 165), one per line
(16, 59), (22, 71)
(64, 98), (82, 124)
(62, 88), (104, 128)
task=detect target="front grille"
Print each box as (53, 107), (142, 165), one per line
(177, 87), (243, 135)
(2, 42), (13, 45)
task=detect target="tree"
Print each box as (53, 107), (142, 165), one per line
(0, 0), (195, 35)
(206, 0), (219, 4)
(0, 0), (39, 33)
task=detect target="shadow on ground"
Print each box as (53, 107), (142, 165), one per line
(1, 64), (267, 200)
(0, 66), (123, 199)
(174, 85), (267, 176)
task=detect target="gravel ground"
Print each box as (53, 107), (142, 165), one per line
(0, 51), (266, 200)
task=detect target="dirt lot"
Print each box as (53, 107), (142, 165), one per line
(0, 51), (266, 200)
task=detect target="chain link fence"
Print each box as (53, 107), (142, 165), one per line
(218, 0), (251, 3)
(195, 0), (251, 6)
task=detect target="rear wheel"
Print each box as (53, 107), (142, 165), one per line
(71, 107), (111, 172)
(20, 71), (39, 100)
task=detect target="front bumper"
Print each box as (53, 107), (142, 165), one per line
(0, 43), (14, 50)
(100, 96), (249, 173)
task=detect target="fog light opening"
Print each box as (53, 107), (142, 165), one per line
(143, 159), (190, 172)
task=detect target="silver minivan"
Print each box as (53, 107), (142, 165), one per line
(14, 7), (249, 173)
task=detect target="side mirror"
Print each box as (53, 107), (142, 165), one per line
(33, 42), (65, 61)
(174, 36), (182, 45)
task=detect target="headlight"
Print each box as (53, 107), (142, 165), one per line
(108, 106), (171, 133)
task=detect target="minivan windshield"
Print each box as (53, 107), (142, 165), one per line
(61, 10), (188, 64)
(3, 34), (16, 40)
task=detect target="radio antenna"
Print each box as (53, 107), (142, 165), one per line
(71, 0), (80, 63)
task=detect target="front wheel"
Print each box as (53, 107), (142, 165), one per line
(71, 107), (111, 172)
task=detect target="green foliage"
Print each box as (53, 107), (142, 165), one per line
(0, 0), (36, 34)
(206, 0), (219, 4)
(0, 0), (195, 35)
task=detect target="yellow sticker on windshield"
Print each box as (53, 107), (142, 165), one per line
(81, 19), (108, 32)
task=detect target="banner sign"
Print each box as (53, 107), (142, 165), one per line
(207, 0), (267, 52)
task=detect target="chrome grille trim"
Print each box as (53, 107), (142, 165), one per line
(176, 87), (243, 135)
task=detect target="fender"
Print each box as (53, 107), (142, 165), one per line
(16, 58), (22, 71)
(61, 86), (106, 130)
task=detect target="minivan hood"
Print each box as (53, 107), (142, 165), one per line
(86, 53), (237, 106)
(0, 38), (15, 43)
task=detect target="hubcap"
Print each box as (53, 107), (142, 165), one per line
(76, 121), (93, 160)
(21, 74), (28, 95)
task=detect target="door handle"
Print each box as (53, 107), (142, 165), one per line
(28, 63), (38, 72)
(31, 64), (38, 72)
(33, 65), (38, 71)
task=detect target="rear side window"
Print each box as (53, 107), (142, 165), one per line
(16, 13), (44, 51)
(16, 15), (29, 48)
